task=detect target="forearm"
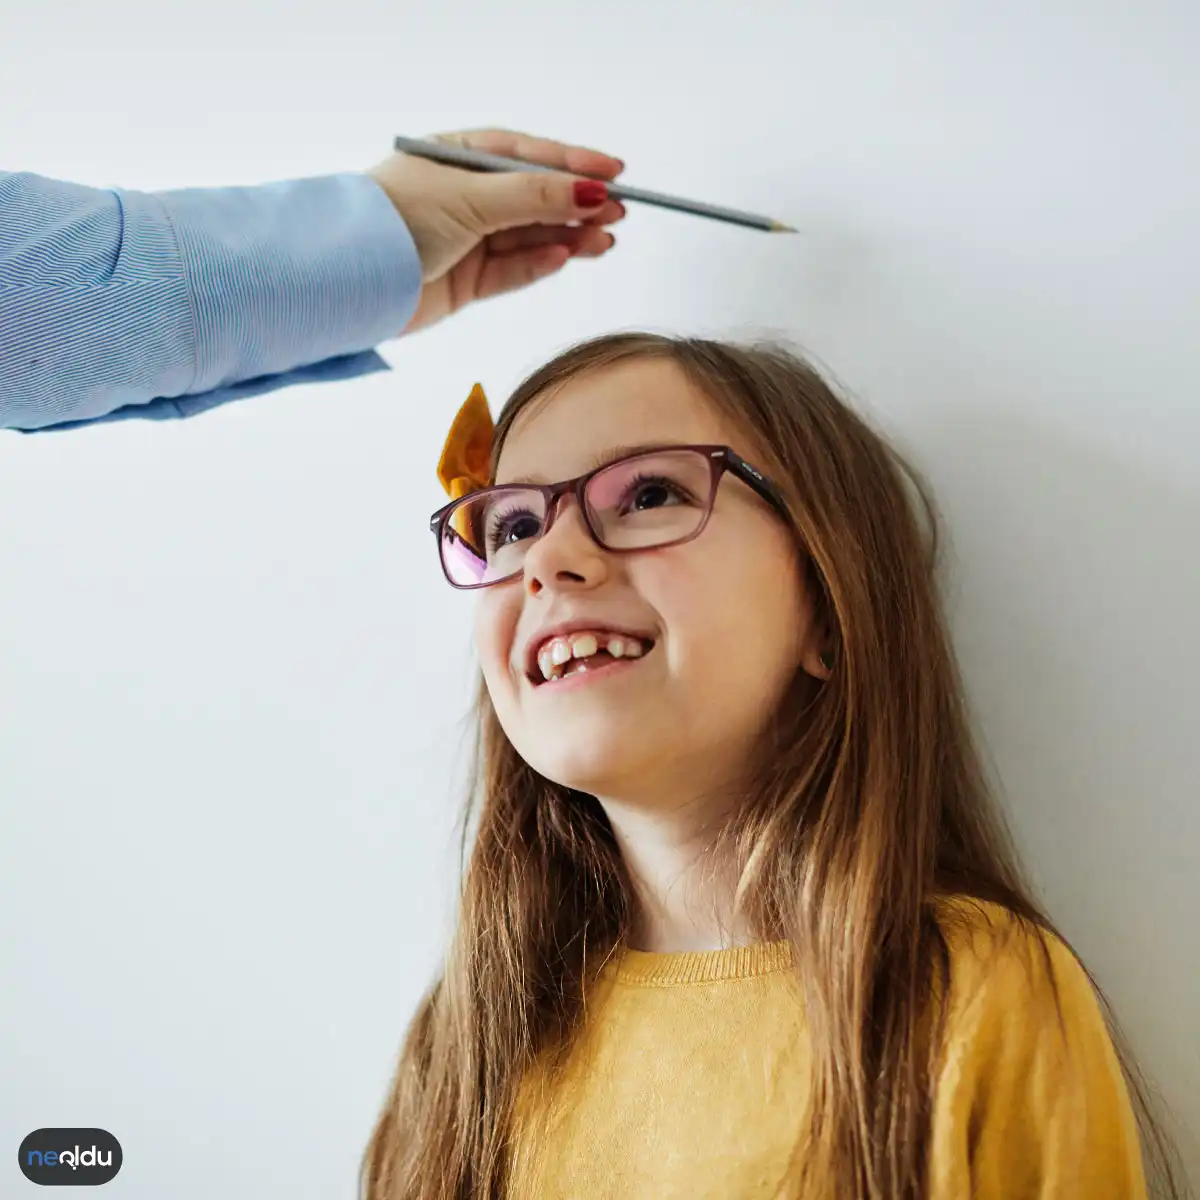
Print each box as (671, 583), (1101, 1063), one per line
(0, 170), (421, 431)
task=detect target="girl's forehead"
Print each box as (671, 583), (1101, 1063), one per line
(496, 360), (734, 484)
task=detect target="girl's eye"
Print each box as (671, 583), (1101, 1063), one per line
(618, 473), (695, 514)
(485, 507), (542, 553)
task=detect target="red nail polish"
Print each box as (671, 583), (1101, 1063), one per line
(573, 180), (608, 207)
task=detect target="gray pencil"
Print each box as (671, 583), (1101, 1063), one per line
(392, 136), (796, 233)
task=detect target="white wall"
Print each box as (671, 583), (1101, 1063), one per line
(1, 0), (1196, 1193)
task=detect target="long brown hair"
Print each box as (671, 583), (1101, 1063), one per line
(361, 333), (1186, 1199)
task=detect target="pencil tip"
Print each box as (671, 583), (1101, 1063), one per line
(770, 221), (798, 233)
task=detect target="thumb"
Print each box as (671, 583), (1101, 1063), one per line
(463, 171), (609, 233)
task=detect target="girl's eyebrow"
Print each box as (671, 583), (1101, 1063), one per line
(502, 442), (679, 486)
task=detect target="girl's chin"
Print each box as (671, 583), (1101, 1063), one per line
(521, 737), (653, 798)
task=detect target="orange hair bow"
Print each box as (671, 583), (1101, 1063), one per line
(437, 383), (494, 500)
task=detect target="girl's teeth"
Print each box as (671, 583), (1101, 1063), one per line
(535, 632), (651, 682)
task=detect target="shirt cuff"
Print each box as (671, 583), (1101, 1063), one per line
(154, 172), (421, 394)
(34, 350), (392, 431)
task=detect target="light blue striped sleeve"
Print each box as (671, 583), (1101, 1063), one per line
(0, 170), (423, 432)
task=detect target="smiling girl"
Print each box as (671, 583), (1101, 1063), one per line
(361, 333), (1183, 1200)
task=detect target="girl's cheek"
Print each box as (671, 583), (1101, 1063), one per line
(470, 595), (504, 672)
(473, 593), (517, 677)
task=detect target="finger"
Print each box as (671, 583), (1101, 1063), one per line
(566, 229), (617, 258)
(488, 224), (615, 257)
(474, 245), (572, 301)
(435, 127), (624, 179)
(487, 225), (584, 255)
(464, 170), (614, 233)
(488, 198), (624, 236)
(474, 234), (617, 301)
(580, 199), (626, 227)
(485, 206), (624, 254)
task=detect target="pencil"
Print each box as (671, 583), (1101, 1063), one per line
(392, 136), (796, 233)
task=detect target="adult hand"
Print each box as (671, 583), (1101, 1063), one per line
(368, 128), (626, 335)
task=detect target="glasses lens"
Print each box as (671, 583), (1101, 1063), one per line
(439, 487), (549, 587)
(585, 450), (712, 549)
(438, 451), (716, 587)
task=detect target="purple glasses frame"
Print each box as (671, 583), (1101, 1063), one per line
(428, 443), (790, 590)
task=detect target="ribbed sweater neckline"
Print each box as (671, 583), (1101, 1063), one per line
(606, 940), (793, 985)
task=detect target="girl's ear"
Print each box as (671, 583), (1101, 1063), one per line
(800, 558), (836, 680)
(802, 644), (835, 681)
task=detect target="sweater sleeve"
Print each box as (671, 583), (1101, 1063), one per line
(929, 902), (1148, 1199)
(0, 170), (421, 431)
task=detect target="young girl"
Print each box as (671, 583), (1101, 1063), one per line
(361, 333), (1184, 1199)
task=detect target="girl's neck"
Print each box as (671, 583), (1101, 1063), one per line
(600, 793), (756, 954)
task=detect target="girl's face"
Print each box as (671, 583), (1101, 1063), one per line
(474, 358), (829, 808)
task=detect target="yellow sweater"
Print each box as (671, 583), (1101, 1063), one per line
(508, 900), (1147, 1198)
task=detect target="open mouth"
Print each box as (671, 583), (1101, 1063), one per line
(528, 631), (657, 686)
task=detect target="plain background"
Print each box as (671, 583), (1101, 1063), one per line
(1, 0), (1197, 1194)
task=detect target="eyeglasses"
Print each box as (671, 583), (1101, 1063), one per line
(429, 444), (789, 589)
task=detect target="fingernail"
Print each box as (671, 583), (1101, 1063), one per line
(573, 180), (608, 207)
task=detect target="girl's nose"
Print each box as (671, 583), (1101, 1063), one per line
(522, 497), (608, 593)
